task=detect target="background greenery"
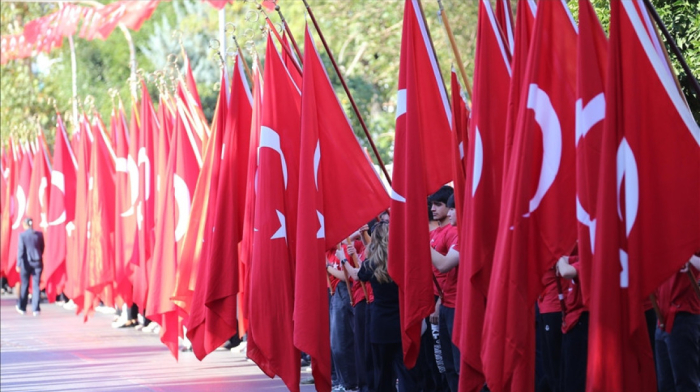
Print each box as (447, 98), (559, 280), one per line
(1, 0), (698, 163)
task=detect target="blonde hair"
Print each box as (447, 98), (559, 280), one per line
(367, 221), (391, 284)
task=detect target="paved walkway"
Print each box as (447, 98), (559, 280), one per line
(0, 294), (314, 391)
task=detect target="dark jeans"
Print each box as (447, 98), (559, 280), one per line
(421, 318), (447, 391)
(538, 312), (563, 392)
(439, 305), (460, 392)
(372, 342), (422, 392)
(561, 312), (588, 392)
(331, 283), (357, 389)
(655, 312), (700, 392)
(354, 299), (373, 392)
(18, 263), (42, 312)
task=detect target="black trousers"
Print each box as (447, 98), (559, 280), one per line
(354, 300), (373, 392)
(18, 263), (42, 312)
(371, 341), (422, 392)
(538, 312), (563, 392)
(655, 312), (700, 392)
(561, 312), (589, 392)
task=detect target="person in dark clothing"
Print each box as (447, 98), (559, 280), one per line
(345, 221), (423, 392)
(15, 218), (45, 316)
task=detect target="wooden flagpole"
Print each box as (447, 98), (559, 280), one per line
(301, 0), (393, 185)
(436, 0), (473, 99)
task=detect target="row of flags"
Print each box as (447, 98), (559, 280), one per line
(0, 1), (160, 65)
(387, 0), (699, 392)
(1, 13), (389, 392)
(2, 0), (699, 391)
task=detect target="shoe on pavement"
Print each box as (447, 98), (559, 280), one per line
(15, 305), (26, 315)
(33, 311), (40, 317)
(300, 377), (315, 385)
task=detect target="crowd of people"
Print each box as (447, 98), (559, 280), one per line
(6, 184), (700, 392)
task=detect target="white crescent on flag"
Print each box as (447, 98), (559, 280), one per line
(524, 84), (562, 217)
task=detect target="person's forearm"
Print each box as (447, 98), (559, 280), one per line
(556, 258), (578, 280)
(689, 254), (700, 271)
(344, 263), (360, 281)
(431, 248), (459, 273)
(326, 266), (345, 280)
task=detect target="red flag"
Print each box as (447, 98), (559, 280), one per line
(173, 69), (227, 316)
(0, 142), (19, 282)
(388, 0), (453, 368)
(119, 1), (160, 32)
(7, 145), (33, 286)
(587, 2), (700, 391)
(481, 2), (578, 391)
(132, 81), (159, 311)
(44, 115), (77, 301)
(66, 115), (94, 310)
(146, 97), (202, 359)
(186, 52), (253, 360)
(575, 0), (608, 306)
(114, 104), (138, 306)
(83, 126), (117, 319)
(247, 34), (302, 391)
(454, 1), (511, 390)
(449, 69), (470, 229)
(280, 30), (303, 89)
(239, 60), (263, 337)
(294, 26), (390, 392)
(494, 0), (515, 55)
(202, 0), (233, 10)
(502, 0), (537, 173)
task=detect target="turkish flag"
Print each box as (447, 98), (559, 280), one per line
(1, 142), (19, 283)
(388, 0), (453, 368)
(481, 1), (578, 391)
(44, 115), (77, 301)
(147, 96), (202, 359)
(133, 81), (159, 310)
(294, 26), (391, 392)
(587, 2), (700, 391)
(453, 1), (511, 390)
(187, 52), (252, 360)
(247, 34), (302, 391)
(7, 144), (33, 286)
(202, 0), (233, 10)
(494, 0), (515, 55)
(502, 0), (537, 174)
(83, 126), (117, 319)
(280, 30), (303, 89)
(239, 60), (263, 337)
(449, 69), (470, 230)
(119, 1), (160, 32)
(66, 115), (94, 306)
(575, 0), (608, 306)
(173, 69), (227, 317)
(114, 104), (138, 306)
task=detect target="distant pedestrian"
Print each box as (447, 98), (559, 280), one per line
(15, 218), (45, 316)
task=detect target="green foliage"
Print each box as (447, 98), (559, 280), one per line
(1, 0), (698, 162)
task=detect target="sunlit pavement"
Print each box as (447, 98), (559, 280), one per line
(0, 294), (314, 391)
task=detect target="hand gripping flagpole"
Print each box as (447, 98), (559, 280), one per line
(336, 244), (356, 306)
(301, 0), (393, 186)
(436, 0), (473, 100)
(346, 237), (370, 301)
(643, 0), (700, 105)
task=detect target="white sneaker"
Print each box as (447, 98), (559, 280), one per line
(152, 325), (161, 334)
(33, 311), (40, 317)
(142, 323), (157, 333)
(15, 305), (25, 315)
(63, 300), (77, 310)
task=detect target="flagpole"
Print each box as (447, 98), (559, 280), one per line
(642, 0), (700, 103)
(252, 4), (304, 74)
(224, 23), (254, 83)
(301, 0), (393, 185)
(346, 237), (369, 301)
(436, 0), (473, 99)
(68, 34), (79, 131)
(219, 8), (226, 57)
(273, 4), (303, 61)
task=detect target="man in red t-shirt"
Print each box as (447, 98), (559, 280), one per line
(654, 251), (700, 392)
(429, 189), (460, 392)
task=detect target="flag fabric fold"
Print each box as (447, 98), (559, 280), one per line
(587, 2), (700, 391)
(481, 2), (578, 390)
(388, 0), (453, 369)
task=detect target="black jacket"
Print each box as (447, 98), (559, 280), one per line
(17, 228), (45, 269)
